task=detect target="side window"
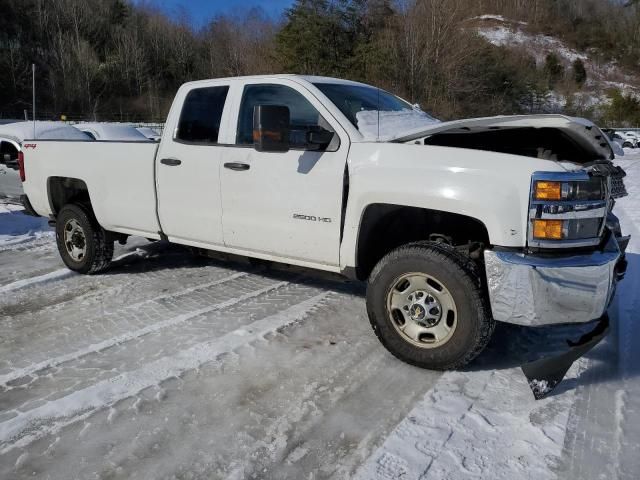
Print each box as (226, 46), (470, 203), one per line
(176, 86), (229, 144)
(236, 84), (334, 149)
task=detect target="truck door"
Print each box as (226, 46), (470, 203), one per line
(156, 83), (231, 246)
(219, 81), (349, 267)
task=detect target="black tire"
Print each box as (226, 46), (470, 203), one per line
(366, 241), (494, 370)
(55, 203), (114, 274)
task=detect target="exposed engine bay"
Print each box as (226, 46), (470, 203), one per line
(422, 127), (606, 163)
(394, 114), (615, 164)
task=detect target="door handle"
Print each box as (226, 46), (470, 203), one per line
(161, 158), (182, 166)
(224, 162), (250, 171)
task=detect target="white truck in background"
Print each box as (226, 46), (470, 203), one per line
(1, 122), (91, 200)
(18, 75), (630, 378)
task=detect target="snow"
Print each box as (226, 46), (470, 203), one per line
(474, 14), (508, 22)
(355, 368), (579, 480)
(0, 272), (281, 388)
(471, 14), (527, 25)
(0, 293), (330, 454)
(356, 109), (440, 140)
(602, 80), (640, 98)
(0, 149), (639, 478)
(0, 268), (74, 294)
(0, 121), (91, 142)
(473, 16), (640, 111)
(136, 126), (161, 140)
(73, 123), (152, 141)
(477, 25), (588, 63)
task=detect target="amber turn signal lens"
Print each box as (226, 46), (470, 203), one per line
(535, 181), (562, 200)
(533, 219), (564, 240)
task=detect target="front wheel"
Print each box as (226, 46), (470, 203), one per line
(366, 242), (494, 370)
(56, 204), (114, 274)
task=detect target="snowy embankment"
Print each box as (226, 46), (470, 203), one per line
(472, 15), (640, 111)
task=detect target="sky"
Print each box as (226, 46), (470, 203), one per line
(132, 0), (295, 28)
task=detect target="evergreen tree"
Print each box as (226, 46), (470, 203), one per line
(572, 58), (587, 86)
(543, 53), (564, 88)
(275, 0), (350, 75)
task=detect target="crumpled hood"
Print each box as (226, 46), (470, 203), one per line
(389, 114), (615, 161)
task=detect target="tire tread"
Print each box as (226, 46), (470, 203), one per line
(56, 203), (114, 274)
(367, 241), (494, 370)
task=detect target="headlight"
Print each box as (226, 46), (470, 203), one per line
(532, 219), (563, 240)
(533, 178), (604, 201)
(531, 218), (602, 241)
(529, 172), (608, 248)
(534, 181), (561, 200)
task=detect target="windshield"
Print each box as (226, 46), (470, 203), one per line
(313, 82), (439, 140)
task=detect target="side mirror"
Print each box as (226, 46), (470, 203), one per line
(253, 105), (290, 152)
(306, 128), (335, 150)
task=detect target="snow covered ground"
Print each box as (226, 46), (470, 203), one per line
(1, 150), (639, 479)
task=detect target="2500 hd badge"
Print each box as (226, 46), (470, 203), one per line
(293, 214), (332, 223)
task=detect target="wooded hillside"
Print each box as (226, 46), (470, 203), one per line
(1, 0), (639, 125)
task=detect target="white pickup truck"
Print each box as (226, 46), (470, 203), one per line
(19, 75), (629, 372)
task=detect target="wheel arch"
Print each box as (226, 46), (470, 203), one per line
(48, 176), (93, 217)
(354, 203), (490, 280)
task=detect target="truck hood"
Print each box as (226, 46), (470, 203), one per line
(389, 114), (616, 163)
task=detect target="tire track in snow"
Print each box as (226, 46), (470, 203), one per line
(0, 233), (55, 253)
(2, 270), (280, 371)
(0, 247), (153, 294)
(101, 270), (249, 314)
(0, 292), (330, 454)
(0, 272), (276, 387)
(0, 268), (76, 294)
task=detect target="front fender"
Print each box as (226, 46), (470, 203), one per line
(339, 142), (566, 269)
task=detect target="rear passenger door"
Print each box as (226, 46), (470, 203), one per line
(156, 83), (231, 246)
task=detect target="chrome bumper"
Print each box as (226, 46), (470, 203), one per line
(484, 231), (628, 326)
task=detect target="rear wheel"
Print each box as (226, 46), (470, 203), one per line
(56, 204), (114, 274)
(366, 242), (494, 370)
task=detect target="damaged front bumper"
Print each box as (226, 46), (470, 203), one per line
(484, 227), (629, 327)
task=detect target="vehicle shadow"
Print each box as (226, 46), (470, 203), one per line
(104, 239), (365, 297)
(0, 208), (50, 237)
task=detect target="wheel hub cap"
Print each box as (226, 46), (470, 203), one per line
(386, 273), (457, 349)
(407, 291), (442, 327)
(63, 219), (87, 262)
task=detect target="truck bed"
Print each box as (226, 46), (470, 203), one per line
(22, 140), (161, 238)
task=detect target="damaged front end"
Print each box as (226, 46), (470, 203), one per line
(394, 114), (617, 165)
(397, 114), (630, 399)
(489, 161), (628, 399)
